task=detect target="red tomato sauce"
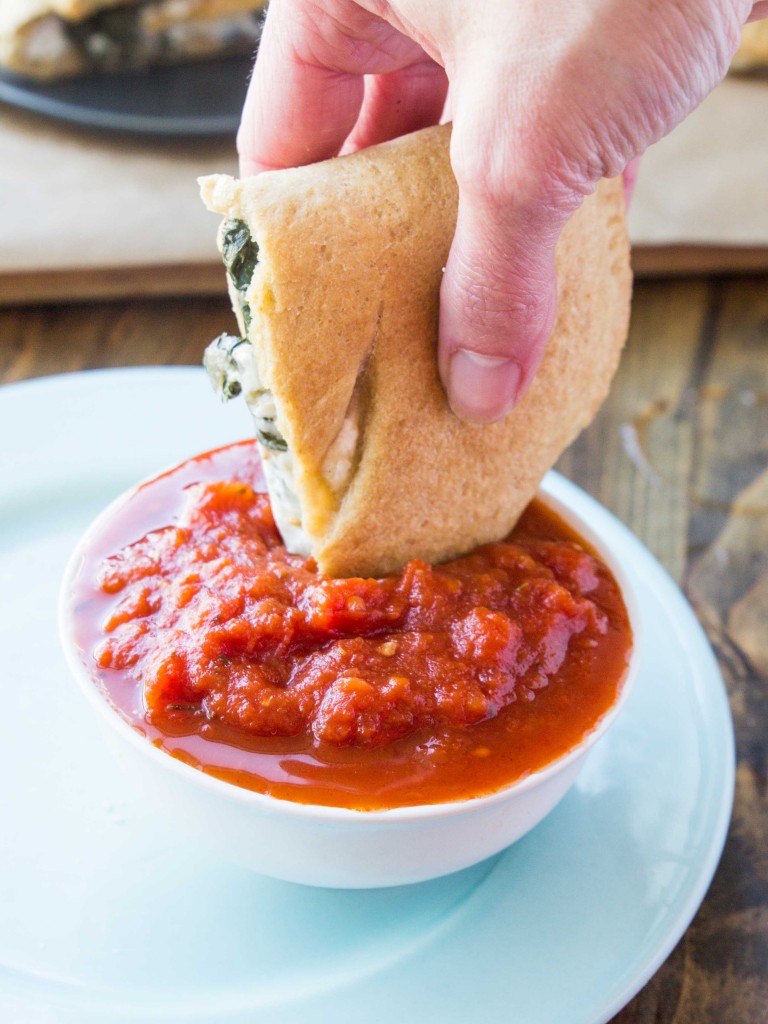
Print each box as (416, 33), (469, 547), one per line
(69, 441), (633, 810)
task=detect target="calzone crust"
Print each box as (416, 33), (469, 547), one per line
(201, 124), (632, 578)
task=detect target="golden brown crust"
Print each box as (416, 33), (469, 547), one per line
(50, 0), (129, 18)
(0, 1), (82, 76)
(145, 0), (266, 32)
(0, 0), (123, 29)
(201, 124), (632, 578)
(201, 127), (456, 544)
(731, 19), (768, 73)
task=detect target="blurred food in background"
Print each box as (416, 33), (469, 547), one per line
(731, 18), (768, 74)
(0, 0), (266, 79)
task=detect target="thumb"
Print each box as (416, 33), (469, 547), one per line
(438, 132), (574, 424)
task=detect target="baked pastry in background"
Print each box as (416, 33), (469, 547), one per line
(730, 18), (768, 73)
(0, 0), (266, 79)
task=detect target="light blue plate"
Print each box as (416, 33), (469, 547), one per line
(0, 369), (734, 1024)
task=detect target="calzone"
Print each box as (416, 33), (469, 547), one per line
(201, 124), (632, 578)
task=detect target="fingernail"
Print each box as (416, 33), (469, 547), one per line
(447, 350), (522, 423)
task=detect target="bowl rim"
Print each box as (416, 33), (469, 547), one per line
(59, 470), (642, 825)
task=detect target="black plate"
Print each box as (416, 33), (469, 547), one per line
(0, 54), (254, 136)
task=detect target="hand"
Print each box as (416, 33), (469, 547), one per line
(239, 0), (761, 422)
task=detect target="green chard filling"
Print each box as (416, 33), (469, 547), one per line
(221, 219), (259, 291)
(208, 334), (247, 400)
(255, 422), (288, 452)
(204, 334), (287, 453)
(221, 219), (259, 331)
(202, 198), (311, 554)
(59, 3), (263, 71)
(64, 4), (146, 67)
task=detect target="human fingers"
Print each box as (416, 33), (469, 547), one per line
(437, 97), (578, 424)
(622, 158), (640, 207)
(238, 1), (363, 175)
(438, 190), (566, 424)
(341, 60), (448, 153)
(436, 0), (750, 423)
(238, 0), (429, 175)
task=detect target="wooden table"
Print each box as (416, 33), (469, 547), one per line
(1, 274), (766, 1021)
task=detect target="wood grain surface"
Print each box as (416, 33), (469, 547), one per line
(1, 276), (766, 1021)
(3, 247), (768, 307)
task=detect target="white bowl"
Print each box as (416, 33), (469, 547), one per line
(60, 479), (640, 889)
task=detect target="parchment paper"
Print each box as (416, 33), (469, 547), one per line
(0, 75), (766, 300)
(0, 106), (237, 277)
(628, 77), (768, 246)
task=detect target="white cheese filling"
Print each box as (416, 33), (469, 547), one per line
(204, 336), (309, 556)
(156, 0), (195, 17)
(25, 15), (70, 62)
(204, 335), (360, 558)
(161, 12), (262, 51)
(322, 396), (360, 493)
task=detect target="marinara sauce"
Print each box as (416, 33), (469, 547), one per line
(70, 441), (633, 810)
